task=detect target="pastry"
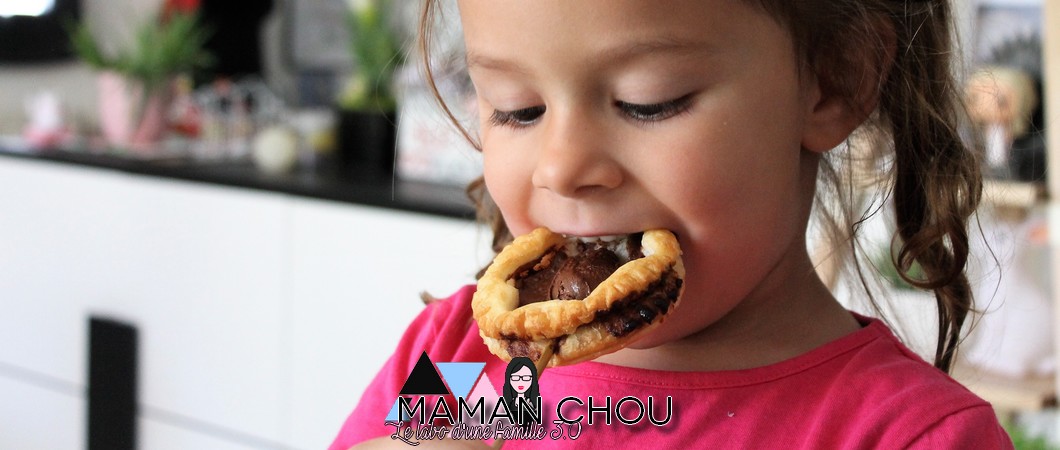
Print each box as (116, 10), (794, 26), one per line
(473, 228), (684, 367)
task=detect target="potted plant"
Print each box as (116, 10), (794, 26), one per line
(70, 0), (211, 149)
(335, 0), (407, 177)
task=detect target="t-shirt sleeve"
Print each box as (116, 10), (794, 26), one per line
(327, 287), (474, 450)
(904, 404), (1014, 449)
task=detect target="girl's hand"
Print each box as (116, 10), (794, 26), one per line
(351, 436), (491, 449)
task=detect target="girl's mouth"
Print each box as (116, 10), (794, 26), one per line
(518, 385), (525, 390)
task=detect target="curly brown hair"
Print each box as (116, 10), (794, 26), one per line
(770, 0), (982, 374)
(416, 0), (981, 373)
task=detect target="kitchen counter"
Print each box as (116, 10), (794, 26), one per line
(0, 141), (476, 220)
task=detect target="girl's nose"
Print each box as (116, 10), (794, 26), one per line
(531, 111), (623, 197)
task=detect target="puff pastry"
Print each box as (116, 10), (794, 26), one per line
(473, 228), (684, 367)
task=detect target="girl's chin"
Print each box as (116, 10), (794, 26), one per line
(624, 325), (676, 350)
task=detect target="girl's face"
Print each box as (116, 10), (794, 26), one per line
(510, 366), (533, 394)
(461, 0), (834, 348)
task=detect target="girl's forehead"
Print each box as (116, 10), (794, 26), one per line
(458, 0), (788, 73)
(512, 366), (532, 375)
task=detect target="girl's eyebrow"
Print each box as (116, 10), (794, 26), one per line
(465, 50), (533, 75)
(465, 36), (715, 74)
(599, 36), (717, 63)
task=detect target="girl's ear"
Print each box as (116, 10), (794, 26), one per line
(801, 17), (896, 153)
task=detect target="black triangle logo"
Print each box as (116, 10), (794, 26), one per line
(399, 351), (451, 396)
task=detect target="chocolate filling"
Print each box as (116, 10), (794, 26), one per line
(549, 246), (621, 300)
(503, 339), (541, 360)
(501, 269), (682, 358)
(510, 234), (644, 306)
(595, 271), (682, 337)
(512, 249), (567, 306)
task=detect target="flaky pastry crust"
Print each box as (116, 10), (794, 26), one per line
(478, 288), (677, 367)
(472, 228), (684, 366)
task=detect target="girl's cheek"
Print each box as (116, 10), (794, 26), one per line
(484, 157), (534, 233)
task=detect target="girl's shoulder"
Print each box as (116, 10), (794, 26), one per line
(817, 315), (1010, 448)
(834, 314), (987, 405)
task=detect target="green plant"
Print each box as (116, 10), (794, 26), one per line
(69, 10), (212, 94)
(1005, 421), (1057, 450)
(337, 0), (406, 112)
(873, 243), (926, 291)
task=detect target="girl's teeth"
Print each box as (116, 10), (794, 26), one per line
(571, 234), (626, 243)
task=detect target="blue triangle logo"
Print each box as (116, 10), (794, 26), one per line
(436, 362), (485, 399)
(385, 397), (403, 421)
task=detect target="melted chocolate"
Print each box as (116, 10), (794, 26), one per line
(503, 338), (541, 360)
(625, 233), (645, 260)
(512, 250), (566, 306)
(549, 246), (621, 300)
(596, 272), (682, 337)
(511, 239), (635, 306)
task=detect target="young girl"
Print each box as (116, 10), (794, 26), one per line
(334, 0), (1012, 448)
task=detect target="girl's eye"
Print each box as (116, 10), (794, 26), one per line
(616, 94), (694, 123)
(489, 106), (546, 128)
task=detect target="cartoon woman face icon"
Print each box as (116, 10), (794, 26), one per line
(510, 366), (534, 394)
(503, 357), (541, 425)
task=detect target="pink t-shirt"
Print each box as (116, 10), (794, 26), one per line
(330, 285), (1012, 449)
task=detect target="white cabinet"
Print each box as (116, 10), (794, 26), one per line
(0, 374), (83, 449)
(287, 199), (489, 448)
(119, 179), (292, 443)
(0, 156), (487, 449)
(140, 416), (281, 450)
(0, 158), (131, 386)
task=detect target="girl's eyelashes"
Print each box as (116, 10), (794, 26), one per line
(486, 94), (694, 129)
(616, 94), (695, 123)
(489, 105), (546, 128)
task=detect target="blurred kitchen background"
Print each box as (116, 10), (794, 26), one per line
(0, 0), (1056, 449)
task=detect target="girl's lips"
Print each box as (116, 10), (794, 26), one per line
(517, 385), (525, 390)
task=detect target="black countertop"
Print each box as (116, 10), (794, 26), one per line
(0, 144), (476, 220)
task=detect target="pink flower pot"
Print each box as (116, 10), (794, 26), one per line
(98, 72), (173, 150)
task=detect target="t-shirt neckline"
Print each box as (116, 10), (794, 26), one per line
(545, 312), (891, 390)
